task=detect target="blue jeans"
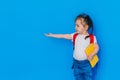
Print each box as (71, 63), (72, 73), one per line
(73, 58), (92, 80)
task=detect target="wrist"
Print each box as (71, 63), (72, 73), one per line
(91, 52), (96, 57)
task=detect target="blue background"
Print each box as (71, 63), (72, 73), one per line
(0, 0), (120, 80)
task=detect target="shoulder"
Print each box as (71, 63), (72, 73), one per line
(89, 34), (97, 43)
(90, 34), (97, 38)
(93, 35), (97, 43)
(70, 32), (77, 41)
(70, 32), (77, 37)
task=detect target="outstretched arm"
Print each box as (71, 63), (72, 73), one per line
(44, 33), (72, 40)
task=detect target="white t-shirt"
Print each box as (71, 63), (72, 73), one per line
(71, 33), (97, 61)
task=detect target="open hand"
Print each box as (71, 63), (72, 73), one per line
(44, 33), (53, 37)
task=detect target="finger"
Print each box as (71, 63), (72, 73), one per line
(44, 33), (49, 36)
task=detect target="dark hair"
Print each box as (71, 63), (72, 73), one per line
(75, 13), (94, 39)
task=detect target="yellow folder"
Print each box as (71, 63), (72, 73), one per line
(85, 43), (99, 68)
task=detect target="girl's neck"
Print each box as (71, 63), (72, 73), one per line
(81, 31), (89, 36)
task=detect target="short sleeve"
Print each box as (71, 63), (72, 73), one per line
(94, 36), (97, 43)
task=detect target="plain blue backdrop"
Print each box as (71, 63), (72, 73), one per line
(0, 0), (120, 80)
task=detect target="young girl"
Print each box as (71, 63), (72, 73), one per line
(45, 13), (99, 80)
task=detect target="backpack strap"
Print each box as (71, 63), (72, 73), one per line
(73, 33), (79, 46)
(89, 34), (94, 44)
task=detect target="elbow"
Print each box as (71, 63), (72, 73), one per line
(94, 43), (99, 53)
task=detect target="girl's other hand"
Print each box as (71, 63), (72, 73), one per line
(87, 54), (94, 61)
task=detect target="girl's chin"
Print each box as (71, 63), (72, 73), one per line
(76, 31), (81, 33)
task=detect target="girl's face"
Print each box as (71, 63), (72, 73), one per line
(75, 19), (88, 34)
